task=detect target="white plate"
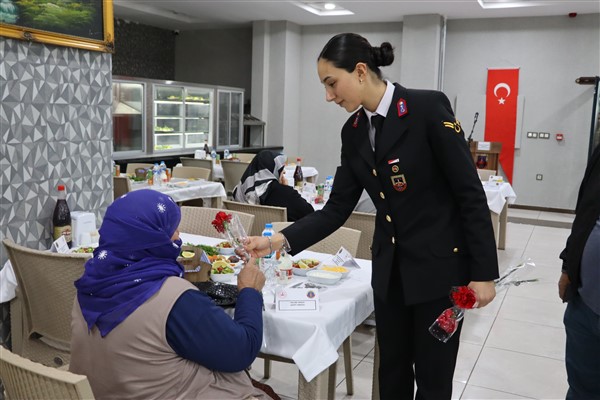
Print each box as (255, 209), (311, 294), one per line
(306, 270), (342, 285)
(318, 265), (350, 279)
(210, 273), (235, 283)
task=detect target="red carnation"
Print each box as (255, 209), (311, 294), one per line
(211, 211), (232, 234)
(450, 286), (478, 309)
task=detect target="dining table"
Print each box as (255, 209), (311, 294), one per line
(130, 177), (226, 208)
(180, 232), (374, 399)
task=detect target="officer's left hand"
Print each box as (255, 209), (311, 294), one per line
(468, 281), (496, 308)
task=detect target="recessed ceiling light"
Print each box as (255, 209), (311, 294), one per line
(478, 0), (546, 9)
(293, 2), (354, 16)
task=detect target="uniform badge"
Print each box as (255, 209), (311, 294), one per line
(388, 158), (399, 164)
(397, 98), (408, 117)
(391, 165), (399, 173)
(391, 174), (407, 192)
(443, 120), (462, 133)
(353, 110), (361, 128)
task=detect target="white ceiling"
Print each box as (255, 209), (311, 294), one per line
(113, 0), (600, 31)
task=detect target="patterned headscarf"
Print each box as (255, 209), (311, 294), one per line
(232, 150), (287, 204)
(75, 189), (183, 337)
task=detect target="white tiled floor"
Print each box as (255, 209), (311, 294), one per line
(250, 209), (575, 399)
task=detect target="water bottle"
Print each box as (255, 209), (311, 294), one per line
(261, 223), (277, 293)
(152, 163), (161, 187)
(324, 175), (334, 200)
(224, 149), (230, 159)
(210, 149), (217, 161)
(159, 161), (168, 184)
(261, 223), (275, 259)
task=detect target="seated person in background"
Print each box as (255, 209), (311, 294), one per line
(354, 189), (376, 214)
(233, 150), (314, 222)
(70, 189), (271, 400)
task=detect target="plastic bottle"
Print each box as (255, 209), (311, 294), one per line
(324, 175), (334, 200)
(294, 158), (304, 189)
(261, 223), (277, 290)
(53, 185), (72, 247)
(159, 161), (168, 184)
(210, 149), (217, 162)
(262, 223), (275, 258)
(224, 149), (230, 160)
(152, 163), (161, 187)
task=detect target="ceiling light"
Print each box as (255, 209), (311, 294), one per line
(478, 0), (547, 9)
(293, 2), (354, 16)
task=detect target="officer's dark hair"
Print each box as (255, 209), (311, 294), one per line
(318, 33), (394, 80)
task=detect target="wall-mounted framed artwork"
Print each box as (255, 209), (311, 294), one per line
(0, 0), (114, 52)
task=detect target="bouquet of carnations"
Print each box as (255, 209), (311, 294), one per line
(429, 258), (537, 343)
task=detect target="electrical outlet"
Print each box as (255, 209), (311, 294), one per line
(536, 174), (543, 180)
(527, 132), (538, 139)
(539, 132), (550, 139)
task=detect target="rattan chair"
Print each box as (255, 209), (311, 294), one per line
(342, 211), (376, 260)
(125, 163), (153, 175)
(172, 166), (211, 180)
(0, 346), (95, 399)
(2, 239), (91, 368)
(113, 176), (132, 200)
(180, 157), (214, 180)
(477, 168), (497, 181)
(220, 160), (250, 196)
(222, 200), (287, 237)
(271, 222), (361, 257)
(178, 206), (254, 238)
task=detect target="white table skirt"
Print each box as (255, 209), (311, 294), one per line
(179, 232), (373, 382)
(130, 178), (226, 203)
(483, 182), (517, 214)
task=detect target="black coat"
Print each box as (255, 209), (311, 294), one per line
(282, 84), (499, 303)
(263, 182), (315, 222)
(560, 144), (600, 291)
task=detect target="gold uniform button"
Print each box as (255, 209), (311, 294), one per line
(380, 192), (385, 199)
(453, 247), (459, 253)
(386, 215), (392, 222)
(372, 169), (377, 176)
(392, 237), (396, 244)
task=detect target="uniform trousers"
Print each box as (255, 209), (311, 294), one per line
(374, 266), (462, 400)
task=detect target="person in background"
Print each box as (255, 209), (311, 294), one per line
(243, 33), (498, 399)
(233, 150), (314, 221)
(70, 189), (271, 400)
(558, 144), (600, 400)
(354, 189), (376, 213)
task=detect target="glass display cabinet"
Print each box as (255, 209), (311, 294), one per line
(112, 77), (243, 160)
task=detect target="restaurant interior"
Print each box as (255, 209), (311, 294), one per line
(1, 0), (599, 399)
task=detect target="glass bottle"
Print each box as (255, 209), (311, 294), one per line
(53, 184), (72, 247)
(294, 158), (304, 189)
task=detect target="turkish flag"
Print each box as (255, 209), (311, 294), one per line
(484, 69), (519, 183)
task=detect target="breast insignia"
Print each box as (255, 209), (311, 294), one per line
(391, 174), (407, 192)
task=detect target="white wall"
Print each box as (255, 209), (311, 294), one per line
(444, 14), (600, 209)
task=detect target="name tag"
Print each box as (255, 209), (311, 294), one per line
(275, 288), (320, 312)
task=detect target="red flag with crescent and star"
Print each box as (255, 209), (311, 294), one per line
(484, 68), (519, 183)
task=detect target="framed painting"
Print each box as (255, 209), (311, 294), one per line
(0, 0), (114, 52)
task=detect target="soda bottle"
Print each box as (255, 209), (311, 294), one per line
(53, 185), (72, 247)
(293, 158), (304, 189)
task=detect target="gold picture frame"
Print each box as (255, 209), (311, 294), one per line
(0, 0), (114, 53)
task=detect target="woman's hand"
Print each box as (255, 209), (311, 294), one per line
(237, 257), (265, 292)
(468, 281), (496, 308)
(279, 171), (288, 186)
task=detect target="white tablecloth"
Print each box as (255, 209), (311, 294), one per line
(180, 232), (373, 382)
(483, 182), (517, 214)
(130, 178), (226, 203)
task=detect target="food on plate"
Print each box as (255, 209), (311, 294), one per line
(320, 265), (348, 274)
(216, 241), (232, 248)
(183, 243), (219, 256)
(211, 260), (235, 274)
(72, 246), (95, 254)
(181, 251), (195, 259)
(228, 255), (240, 263)
(292, 259), (320, 270)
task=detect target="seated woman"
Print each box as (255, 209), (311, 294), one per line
(70, 189), (270, 399)
(233, 150), (314, 221)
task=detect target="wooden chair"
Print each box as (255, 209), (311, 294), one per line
(222, 200), (287, 237)
(477, 168), (497, 181)
(180, 157), (214, 180)
(342, 211), (376, 260)
(172, 166), (211, 180)
(234, 153), (255, 163)
(178, 206), (254, 238)
(113, 176), (131, 200)
(0, 347), (95, 399)
(2, 239), (91, 368)
(125, 163), (153, 175)
(271, 222), (361, 257)
(220, 160), (250, 197)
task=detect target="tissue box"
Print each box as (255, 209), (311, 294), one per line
(71, 212), (97, 247)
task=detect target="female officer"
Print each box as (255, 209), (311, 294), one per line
(244, 33), (499, 399)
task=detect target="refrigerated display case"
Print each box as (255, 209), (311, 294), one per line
(112, 77), (243, 160)
(112, 80), (146, 157)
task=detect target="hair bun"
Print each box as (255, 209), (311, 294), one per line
(372, 42), (394, 67)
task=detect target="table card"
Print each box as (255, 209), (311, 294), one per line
(325, 247), (361, 269)
(50, 236), (70, 254)
(275, 287), (320, 312)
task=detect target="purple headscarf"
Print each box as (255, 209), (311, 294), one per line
(75, 189), (183, 337)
